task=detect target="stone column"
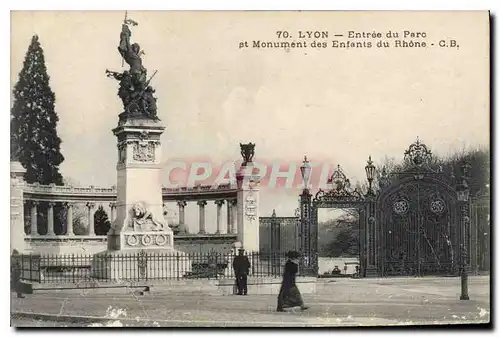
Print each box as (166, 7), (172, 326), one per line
(231, 199), (238, 234)
(109, 202), (116, 222)
(47, 202), (56, 236)
(197, 200), (207, 234)
(177, 200), (187, 226)
(87, 202), (96, 236)
(226, 200), (232, 234)
(30, 201), (39, 236)
(215, 200), (225, 234)
(64, 202), (74, 236)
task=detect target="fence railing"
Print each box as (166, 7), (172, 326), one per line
(11, 252), (288, 285)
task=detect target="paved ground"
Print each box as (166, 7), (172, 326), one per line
(11, 276), (490, 327)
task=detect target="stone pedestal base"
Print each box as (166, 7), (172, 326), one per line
(91, 248), (192, 281)
(107, 231), (174, 251)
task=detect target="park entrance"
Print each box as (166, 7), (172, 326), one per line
(299, 164), (374, 277)
(300, 139), (470, 278)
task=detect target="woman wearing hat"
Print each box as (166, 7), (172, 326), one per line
(277, 251), (308, 312)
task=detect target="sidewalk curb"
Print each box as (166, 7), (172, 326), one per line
(11, 311), (488, 327)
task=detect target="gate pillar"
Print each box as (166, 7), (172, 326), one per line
(236, 143), (260, 252)
(364, 199), (378, 277)
(299, 189), (314, 275)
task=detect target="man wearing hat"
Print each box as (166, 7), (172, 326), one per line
(232, 248), (251, 295)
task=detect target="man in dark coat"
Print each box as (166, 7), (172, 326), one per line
(277, 251), (308, 312)
(232, 248), (251, 295)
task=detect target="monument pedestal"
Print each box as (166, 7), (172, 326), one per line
(92, 116), (191, 279)
(92, 247), (191, 281)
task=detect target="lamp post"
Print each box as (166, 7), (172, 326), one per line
(364, 155), (377, 277)
(365, 155), (376, 197)
(300, 156), (312, 192)
(299, 156), (313, 275)
(456, 161), (471, 301)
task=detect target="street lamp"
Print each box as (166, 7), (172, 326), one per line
(300, 156), (312, 191)
(365, 155), (376, 196)
(456, 163), (470, 301)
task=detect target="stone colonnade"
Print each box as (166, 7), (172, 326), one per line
(26, 198), (238, 236)
(26, 201), (117, 236)
(178, 199), (237, 235)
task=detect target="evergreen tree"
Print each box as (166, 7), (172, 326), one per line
(11, 34), (64, 185)
(94, 206), (111, 236)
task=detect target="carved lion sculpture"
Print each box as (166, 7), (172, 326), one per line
(131, 202), (164, 231)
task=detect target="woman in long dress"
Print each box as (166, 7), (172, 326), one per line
(277, 251), (308, 312)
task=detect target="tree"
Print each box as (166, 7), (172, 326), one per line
(94, 206), (111, 236)
(11, 34), (64, 185)
(437, 146), (490, 198)
(321, 211), (360, 257)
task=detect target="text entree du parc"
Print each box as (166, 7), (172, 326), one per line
(238, 30), (459, 50)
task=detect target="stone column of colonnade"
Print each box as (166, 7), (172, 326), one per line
(197, 200), (207, 234)
(86, 202), (96, 236)
(225, 199), (237, 234)
(177, 200), (187, 229)
(30, 201), (39, 236)
(46, 202), (56, 236)
(215, 200), (225, 234)
(64, 202), (74, 236)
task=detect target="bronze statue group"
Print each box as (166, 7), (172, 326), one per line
(106, 13), (159, 120)
(232, 249), (309, 312)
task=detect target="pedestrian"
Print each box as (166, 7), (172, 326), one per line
(232, 248), (250, 295)
(11, 252), (24, 299)
(277, 251), (308, 312)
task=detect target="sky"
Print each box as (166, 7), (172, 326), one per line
(10, 11), (490, 233)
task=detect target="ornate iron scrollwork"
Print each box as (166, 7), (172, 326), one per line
(313, 165), (364, 203)
(392, 199), (409, 215)
(403, 137), (433, 168)
(430, 199), (445, 215)
(428, 191), (447, 216)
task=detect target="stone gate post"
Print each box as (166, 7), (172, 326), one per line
(10, 161), (26, 253)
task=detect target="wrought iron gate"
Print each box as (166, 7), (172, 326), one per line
(378, 181), (459, 276)
(377, 139), (464, 277)
(300, 139), (470, 278)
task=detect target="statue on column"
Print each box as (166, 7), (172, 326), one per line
(106, 11), (159, 120)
